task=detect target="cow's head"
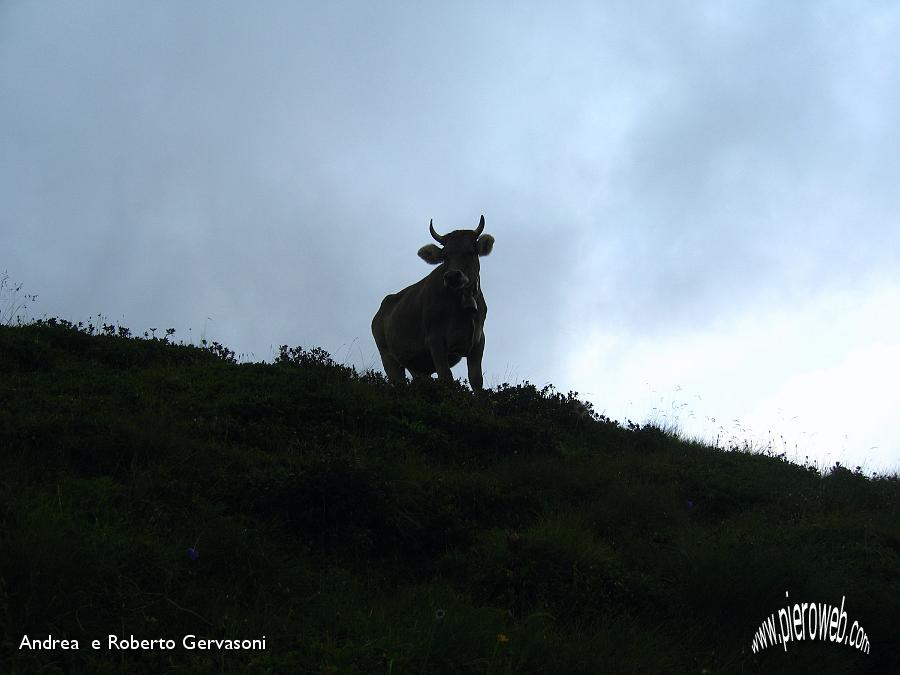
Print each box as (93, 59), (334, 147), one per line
(418, 215), (494, 313)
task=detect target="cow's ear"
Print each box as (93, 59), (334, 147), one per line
(417, 244), (444, 265)
(476, 234), (494, 256)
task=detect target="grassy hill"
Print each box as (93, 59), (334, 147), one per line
(1, 320), (898, 674)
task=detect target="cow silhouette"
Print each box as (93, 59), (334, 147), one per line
(372, 215), (494, 390)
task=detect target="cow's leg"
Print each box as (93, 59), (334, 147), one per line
(426, 336), (454, 383)
(467, 333), (485, 391)
(372, 314), (407, 384)
(380, 352), (408, 384)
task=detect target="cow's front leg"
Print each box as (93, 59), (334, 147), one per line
(467, 333), (485, 391)
(426, 335), (454, 382)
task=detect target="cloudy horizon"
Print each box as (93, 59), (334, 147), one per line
(2, 1), (898, 473)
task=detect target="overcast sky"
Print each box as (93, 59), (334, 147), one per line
(2, 1), (898, 473)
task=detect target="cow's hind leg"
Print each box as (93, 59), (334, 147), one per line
(372, 313), (407, 384)
(380, 352), (407, 384)
(373, 340), (407, 384)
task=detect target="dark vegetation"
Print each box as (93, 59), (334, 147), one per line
(1, 319), (898, 673)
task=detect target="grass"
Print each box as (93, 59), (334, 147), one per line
(0, 319), (898, 673)
(0, 271), (38, 327)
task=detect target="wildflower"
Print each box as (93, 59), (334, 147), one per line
(496, 633), (509, 644)
(187, 547), (200, 561)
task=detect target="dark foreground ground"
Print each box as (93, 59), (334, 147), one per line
(1, 320), (897, 674)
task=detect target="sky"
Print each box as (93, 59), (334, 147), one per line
(2, 1), (898, 473)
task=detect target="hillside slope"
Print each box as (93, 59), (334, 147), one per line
(1, 321), (898, 674)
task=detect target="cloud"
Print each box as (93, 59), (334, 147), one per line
(572, 2), (900, 335)
(0, 1), (597, 369)
(566, 277), (900, 472)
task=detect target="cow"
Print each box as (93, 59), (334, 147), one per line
(372, 215), (495, 390)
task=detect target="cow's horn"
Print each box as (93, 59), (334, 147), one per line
(474, 215), (485, 237)
(429, 219), (446, 244)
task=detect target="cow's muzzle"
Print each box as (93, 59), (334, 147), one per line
(445, 270), (478, 312)
(443, 269), (469, 290)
